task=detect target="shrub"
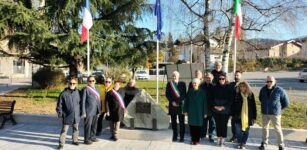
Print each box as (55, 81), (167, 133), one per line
(104, 68), (132, 83)
(32, 67), (65, 89)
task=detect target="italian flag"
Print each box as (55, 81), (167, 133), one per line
(234, 0), (242, 39)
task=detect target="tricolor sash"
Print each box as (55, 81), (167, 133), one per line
(86, 86), (100, 102)
(111, 89), (125, 110)
(170, 81), (181, 98)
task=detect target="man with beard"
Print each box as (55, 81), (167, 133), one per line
(228, 70), (242, 142)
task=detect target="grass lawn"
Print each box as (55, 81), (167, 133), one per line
(0, 80), (306, 129)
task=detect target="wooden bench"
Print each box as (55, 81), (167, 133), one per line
(0, 100), (17, 129)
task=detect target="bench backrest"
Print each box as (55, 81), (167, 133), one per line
(0, 100), (16, 113)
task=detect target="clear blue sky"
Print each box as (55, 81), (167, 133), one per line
(136, 0), (307, 41)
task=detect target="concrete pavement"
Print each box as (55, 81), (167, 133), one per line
(0, 123), (306, 150)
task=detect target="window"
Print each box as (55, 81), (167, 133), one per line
(13, 59), (25, 74)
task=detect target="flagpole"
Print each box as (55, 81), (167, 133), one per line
(87, 30), (90, 77)
(233, 38), (237, 77)
(156, 39), (159, 103)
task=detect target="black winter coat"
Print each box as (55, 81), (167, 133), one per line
(212, 84), (233, 114)
(106, 89), (125, 122)
(201, 82), (214, 116)
(56, 88), (82, 125)
(231, 92), (257, 126)
(165, 81), (187, 115)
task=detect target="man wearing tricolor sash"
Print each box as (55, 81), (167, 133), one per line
(82, 76), (101, 145)
(105, 80), (125, 141)
(165, 71), (187, 142)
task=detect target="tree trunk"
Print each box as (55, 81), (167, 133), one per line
(222, 16), (235, 74)
(203, 0), (211, 72)
(69, 63), (78, 77)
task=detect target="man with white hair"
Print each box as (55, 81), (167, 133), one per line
(166, 71), (187, 142)
(259, 76), (289, 150)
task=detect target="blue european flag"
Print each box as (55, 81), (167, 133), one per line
(155, 0), (162, 40)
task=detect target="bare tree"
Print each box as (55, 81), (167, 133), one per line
(178, 0), (307, 73)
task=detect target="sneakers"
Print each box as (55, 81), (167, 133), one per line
(58, 145), (63, 149)
(72, 141), (79, 145)
(259, 142), (267, 150)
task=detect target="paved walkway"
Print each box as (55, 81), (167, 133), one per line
(0, 124), (306, 150)
(0, 83), (30, 95)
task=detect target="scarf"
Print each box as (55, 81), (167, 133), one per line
(241, 93), (249, 131)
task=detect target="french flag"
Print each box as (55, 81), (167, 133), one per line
(81, 0), (93, 43)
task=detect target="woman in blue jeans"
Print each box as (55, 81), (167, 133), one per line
(231, 81), (257, 149)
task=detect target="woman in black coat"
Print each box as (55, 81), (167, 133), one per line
(212, 73), (232, 146)
(106, 81), (125, 141)
(231, 81), (256, 149)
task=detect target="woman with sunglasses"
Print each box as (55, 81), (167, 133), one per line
(56, 77), (81, 149)
(212, 73), (233, 146)
(96, 77), (113, 136)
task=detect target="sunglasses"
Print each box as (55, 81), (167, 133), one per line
(266, 81), (273, 83)
(69, 82), (77, 85)
(219, 78), (225, 80)
(105, 81), (111, 83)
(88, 80), (95, 82)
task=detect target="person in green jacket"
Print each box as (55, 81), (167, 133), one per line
(183, 78), (208, 145)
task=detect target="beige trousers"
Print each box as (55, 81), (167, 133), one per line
(261, 115), (284, 147)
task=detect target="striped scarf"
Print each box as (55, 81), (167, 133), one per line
(241, 93), (249, 131)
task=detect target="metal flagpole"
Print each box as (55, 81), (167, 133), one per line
(156, 39), (159, 103)
(233, 38), (237, 78)
(87, 30), (90, 76)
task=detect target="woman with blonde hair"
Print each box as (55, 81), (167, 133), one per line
(231, 81), (257, 149)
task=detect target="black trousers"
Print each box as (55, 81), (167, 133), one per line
(200, 115), (216, 138)
(231, 117), (236, 138)
(170, 114), (185, 140)
(190, 125), (201, 142)
(96, 113), (105, 135)
(84, 115), (98, 142)
(213, 113), (229, 138)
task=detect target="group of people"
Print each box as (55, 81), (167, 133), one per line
(166, 62), (290, 150)
(56, 76), (139, 149)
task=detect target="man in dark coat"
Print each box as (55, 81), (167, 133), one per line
(258, 76), (289, 150)
(165, 71), (187, 142)
(105, 80), (125, 141)
(56, 77), (82, 149)
(82, 76), (101, 144)
(211, 62), (226, 85)
(200, 72), (216, 142)
(122, 79), (140, 107)
(228, 70), (243, 142)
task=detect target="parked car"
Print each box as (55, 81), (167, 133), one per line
(135, 70), (148, 80)
(92, 70), (105, 84)
(298, 68), (307, 82)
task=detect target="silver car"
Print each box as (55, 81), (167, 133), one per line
(298, 68), (307, 82)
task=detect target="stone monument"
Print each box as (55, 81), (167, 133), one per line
(123, 89), (169, 130)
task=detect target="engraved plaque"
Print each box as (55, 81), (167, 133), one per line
(135, 102), (151, 114)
